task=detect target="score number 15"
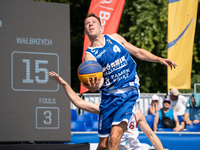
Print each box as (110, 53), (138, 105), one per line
(11, 51), (59, 92)
(23, 59), (48, 84)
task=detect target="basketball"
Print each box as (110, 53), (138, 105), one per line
(77, 60), (103, 84)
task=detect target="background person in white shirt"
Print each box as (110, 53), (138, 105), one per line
(169, 88), (188, 127)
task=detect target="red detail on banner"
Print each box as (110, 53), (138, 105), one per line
(80, 0), (126, 94)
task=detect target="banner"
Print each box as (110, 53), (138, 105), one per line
(167, 0), (198, 90)
(80, 0), (126, 94)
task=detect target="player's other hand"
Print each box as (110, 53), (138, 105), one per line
(160, 58), (177, 70)
(49, 71), (66, 85)
(83, 77), (104, 92)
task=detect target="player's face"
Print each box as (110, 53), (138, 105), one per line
(84, 17), (102, 37)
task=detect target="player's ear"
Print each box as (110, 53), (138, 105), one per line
(100, 25), (103, 33)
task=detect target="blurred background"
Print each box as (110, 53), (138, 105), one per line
(34, 0), (200, 94)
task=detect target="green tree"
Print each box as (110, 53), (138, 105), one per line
(119, 0), (169, 93)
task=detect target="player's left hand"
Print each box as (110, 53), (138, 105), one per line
(83, 77), (103, 92)
(160, 58), (177, 70)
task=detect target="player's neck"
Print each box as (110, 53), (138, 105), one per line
(90, 34), (104, 48)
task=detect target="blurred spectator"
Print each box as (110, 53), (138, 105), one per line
(148, 94), (161, 115)
(153, 98), (183, 132)
(184, 92), (200, 125)
(169, 88), (188, 116)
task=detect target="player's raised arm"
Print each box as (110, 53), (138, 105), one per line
(110, 33), (177, 70)
(49, 71), (99, 114)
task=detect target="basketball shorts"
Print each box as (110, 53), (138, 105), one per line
(98, 87), (139, 137)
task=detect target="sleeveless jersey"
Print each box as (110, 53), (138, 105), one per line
(85, 35), (139, 92)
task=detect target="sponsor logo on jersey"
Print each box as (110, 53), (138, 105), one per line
(97, 49), (106, 58)
(95, 50), (98, 55)
(91, 49), (97, 53)
(107, 39), (113, 44)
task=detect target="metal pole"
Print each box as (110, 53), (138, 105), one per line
(194, 83), (200, 93)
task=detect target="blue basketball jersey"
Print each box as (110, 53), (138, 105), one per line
(85, 35), (140, 92)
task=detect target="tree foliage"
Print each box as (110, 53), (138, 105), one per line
(34, 0), (200, 93)
(119, 0), (169, 93)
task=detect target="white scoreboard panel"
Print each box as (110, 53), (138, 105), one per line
(0, 0), (71, 142)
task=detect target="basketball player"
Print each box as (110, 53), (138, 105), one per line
(49, 71), (164, 150)
(83, 13), (176, 150)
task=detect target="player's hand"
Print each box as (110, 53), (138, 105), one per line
(83, 77), (103, 92)
(49, 71), (66, 85)
(159, 58), (177, 70)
